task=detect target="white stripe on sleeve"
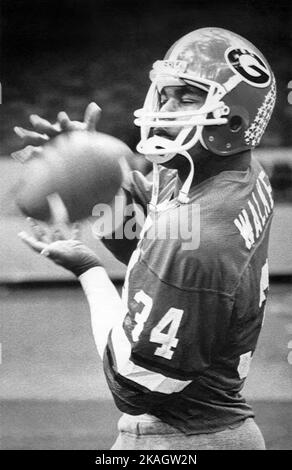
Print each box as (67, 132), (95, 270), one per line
(80, 266), (192, 394)
(79, 267), (126, 358)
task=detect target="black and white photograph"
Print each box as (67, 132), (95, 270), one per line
(0, 0), (291, 454)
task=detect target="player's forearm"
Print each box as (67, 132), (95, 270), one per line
(79, 266), (125, 358)
(98, 187), (139, 265)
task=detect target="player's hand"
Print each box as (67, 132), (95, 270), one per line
(11, 102), (101, 163)
(18, 218), (102, 277)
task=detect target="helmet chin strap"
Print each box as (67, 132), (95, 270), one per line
(146, 126), (200, 209)
(149, 150), (195, 209)
(177, 151), (195, 204)
(149, 162), (160, 209)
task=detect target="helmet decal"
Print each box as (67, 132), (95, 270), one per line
(151, 60), (189, 76)
(244, 78), (276, 147)
(225, 48), (271, 88)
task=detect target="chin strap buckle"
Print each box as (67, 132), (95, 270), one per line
(178, 191), (190, 204)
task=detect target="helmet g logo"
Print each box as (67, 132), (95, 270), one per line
(225, 48), (271, 88)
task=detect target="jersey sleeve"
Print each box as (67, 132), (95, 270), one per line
(100, 188), (142, 265)
(100, 170), (151, 265)
(101, 167), (176, 265)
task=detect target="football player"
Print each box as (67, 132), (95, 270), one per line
(17, 27), (276, 449)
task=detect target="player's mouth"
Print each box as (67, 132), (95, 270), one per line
(152, 129), (175, 140)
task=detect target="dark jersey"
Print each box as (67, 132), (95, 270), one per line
(103, 157), (273, 434)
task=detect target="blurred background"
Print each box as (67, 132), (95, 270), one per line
(0, 0), (292, 450)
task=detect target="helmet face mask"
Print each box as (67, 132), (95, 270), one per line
(134, 27), (276, 161)
(134, 62), (230, 162)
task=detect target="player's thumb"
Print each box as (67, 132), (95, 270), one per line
(40, 243), (67, 262)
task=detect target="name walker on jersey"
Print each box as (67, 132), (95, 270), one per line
(234, 170), (273, 250)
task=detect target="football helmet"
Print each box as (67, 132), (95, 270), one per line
(134, 28), (276, 204)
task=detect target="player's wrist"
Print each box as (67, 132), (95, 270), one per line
(72, 259), (104, 278)
(40, 240), (104, 278)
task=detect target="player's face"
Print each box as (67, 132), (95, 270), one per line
(153, 85), (208, 171)
(153, 85), (207, 140)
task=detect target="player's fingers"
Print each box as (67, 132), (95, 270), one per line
(29, 114), (61, 137)
(53, 228), (65, 241)
(51, 227), (66, 242)
(40, 240), (75, 262)
(71, 222), (81, 240)
(84, 102), (102, 131)
(11, 145), (43, 163)
(18, 231), (47, 253)
(47, 193), (70, 225)
(14, 126), (49, 146)
(57, 111), (72, 131)
(40, 246), (56, 260)
(57, 111), (87, 132)
(27, 217), (51, 243)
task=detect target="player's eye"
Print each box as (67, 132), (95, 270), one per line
(159, 96), (168, 106)
(181, 97), (201, 104)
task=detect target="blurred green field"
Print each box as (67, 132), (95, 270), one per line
(1, 283), (292, 450)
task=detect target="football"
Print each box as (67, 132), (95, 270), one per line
(16, 131), (129, 223)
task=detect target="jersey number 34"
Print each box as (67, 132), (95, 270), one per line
(132, 290), (184, 360)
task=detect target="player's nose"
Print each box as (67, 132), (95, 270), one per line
(160, 97), (179, 114)
(154, 97), (180, 137)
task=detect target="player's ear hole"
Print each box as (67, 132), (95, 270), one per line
(229, 116), (242, 132)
